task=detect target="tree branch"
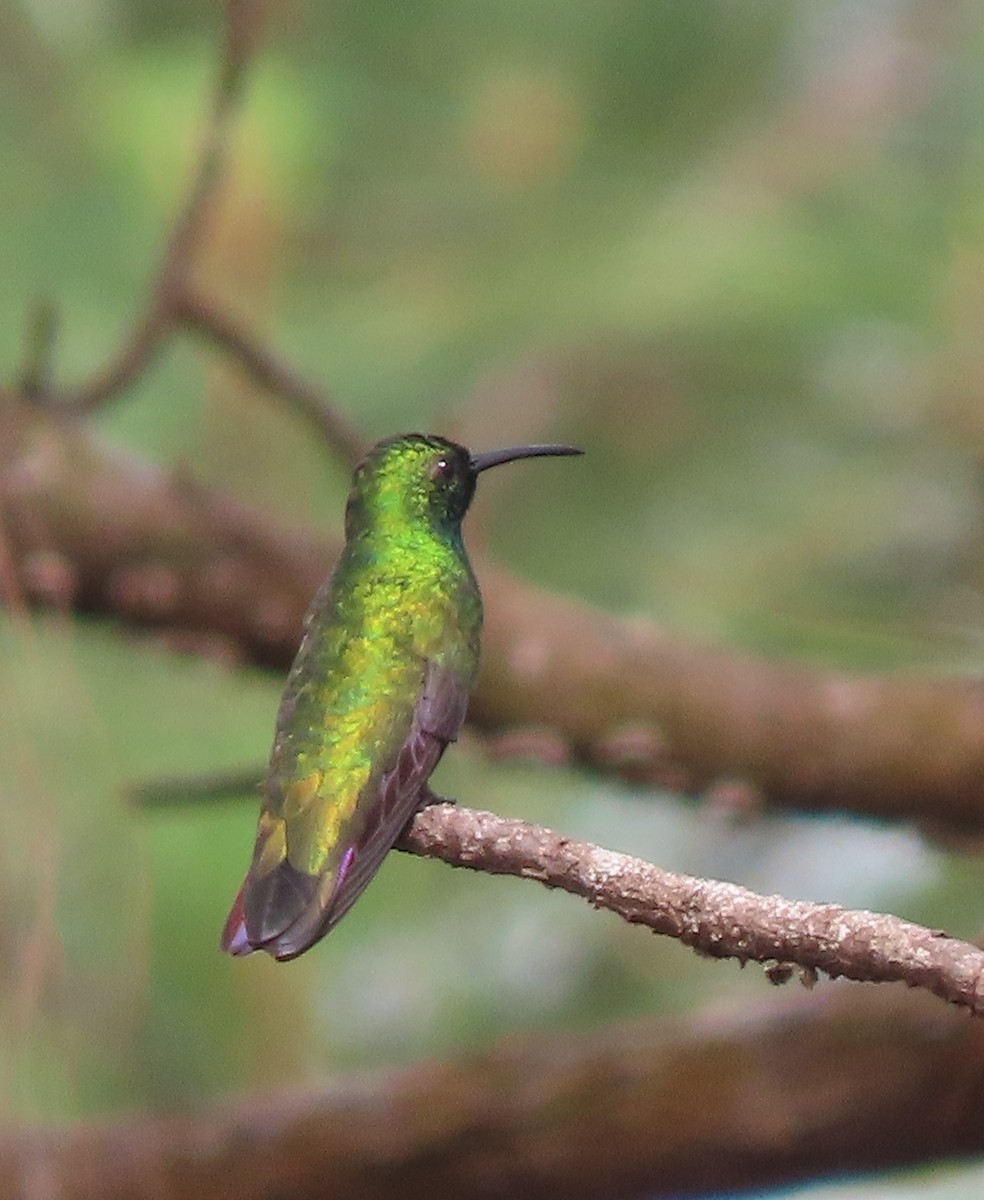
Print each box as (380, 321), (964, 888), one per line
(6, 388), (984, 832)
(474, 572), (984, 833)
(132, 776), (984, 1016)
(400, 803), (984, 1015)
(1, 988), (982, 1200)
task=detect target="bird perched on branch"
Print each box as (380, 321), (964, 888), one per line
(222, 432), (581, 960)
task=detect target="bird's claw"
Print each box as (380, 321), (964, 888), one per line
(419, 784), (455, 808)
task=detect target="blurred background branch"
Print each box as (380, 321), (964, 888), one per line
(173, 289), (364, 466)
(42, 0), (266, 415)
(2, 988), (982, 1200)
(5, 388), (984, 831)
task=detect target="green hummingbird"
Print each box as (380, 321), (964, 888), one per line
(222, 432), (581, 961)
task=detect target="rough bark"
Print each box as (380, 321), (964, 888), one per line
(402, 804), (984, 1015)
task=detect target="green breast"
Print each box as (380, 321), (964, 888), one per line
(264, 531), (482, 876)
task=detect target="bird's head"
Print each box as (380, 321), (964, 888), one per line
(346, 433), (581, 539)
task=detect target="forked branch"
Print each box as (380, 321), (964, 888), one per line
(43, 0), (266, 414)
(173, 289), (364, 467)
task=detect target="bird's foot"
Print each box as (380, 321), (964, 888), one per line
(419, 784), (456, 808)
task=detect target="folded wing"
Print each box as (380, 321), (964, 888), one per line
(221, 659), (470, 961)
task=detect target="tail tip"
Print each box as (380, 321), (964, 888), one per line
(220, 884), (255, 956)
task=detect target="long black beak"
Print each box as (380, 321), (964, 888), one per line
(470, 444), (583, 473)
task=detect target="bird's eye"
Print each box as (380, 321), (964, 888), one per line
(430, 458), (451, 481)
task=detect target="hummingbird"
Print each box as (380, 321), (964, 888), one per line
(221, 432), (581, 961)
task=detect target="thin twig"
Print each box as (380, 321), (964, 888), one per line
(399, 803), (984, 1015)
(51, 0), (265, 414)
(18, 299), (59, 401)
(174, 289), (365, 469)
(128, 765), (261, 808)
(154, 0), (259, 301)
(28, 3), (363, 471)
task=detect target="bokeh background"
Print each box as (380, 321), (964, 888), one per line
(3, 2), (984, 1196)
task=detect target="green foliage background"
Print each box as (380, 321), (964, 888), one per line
(3, 3), (984, 1195)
